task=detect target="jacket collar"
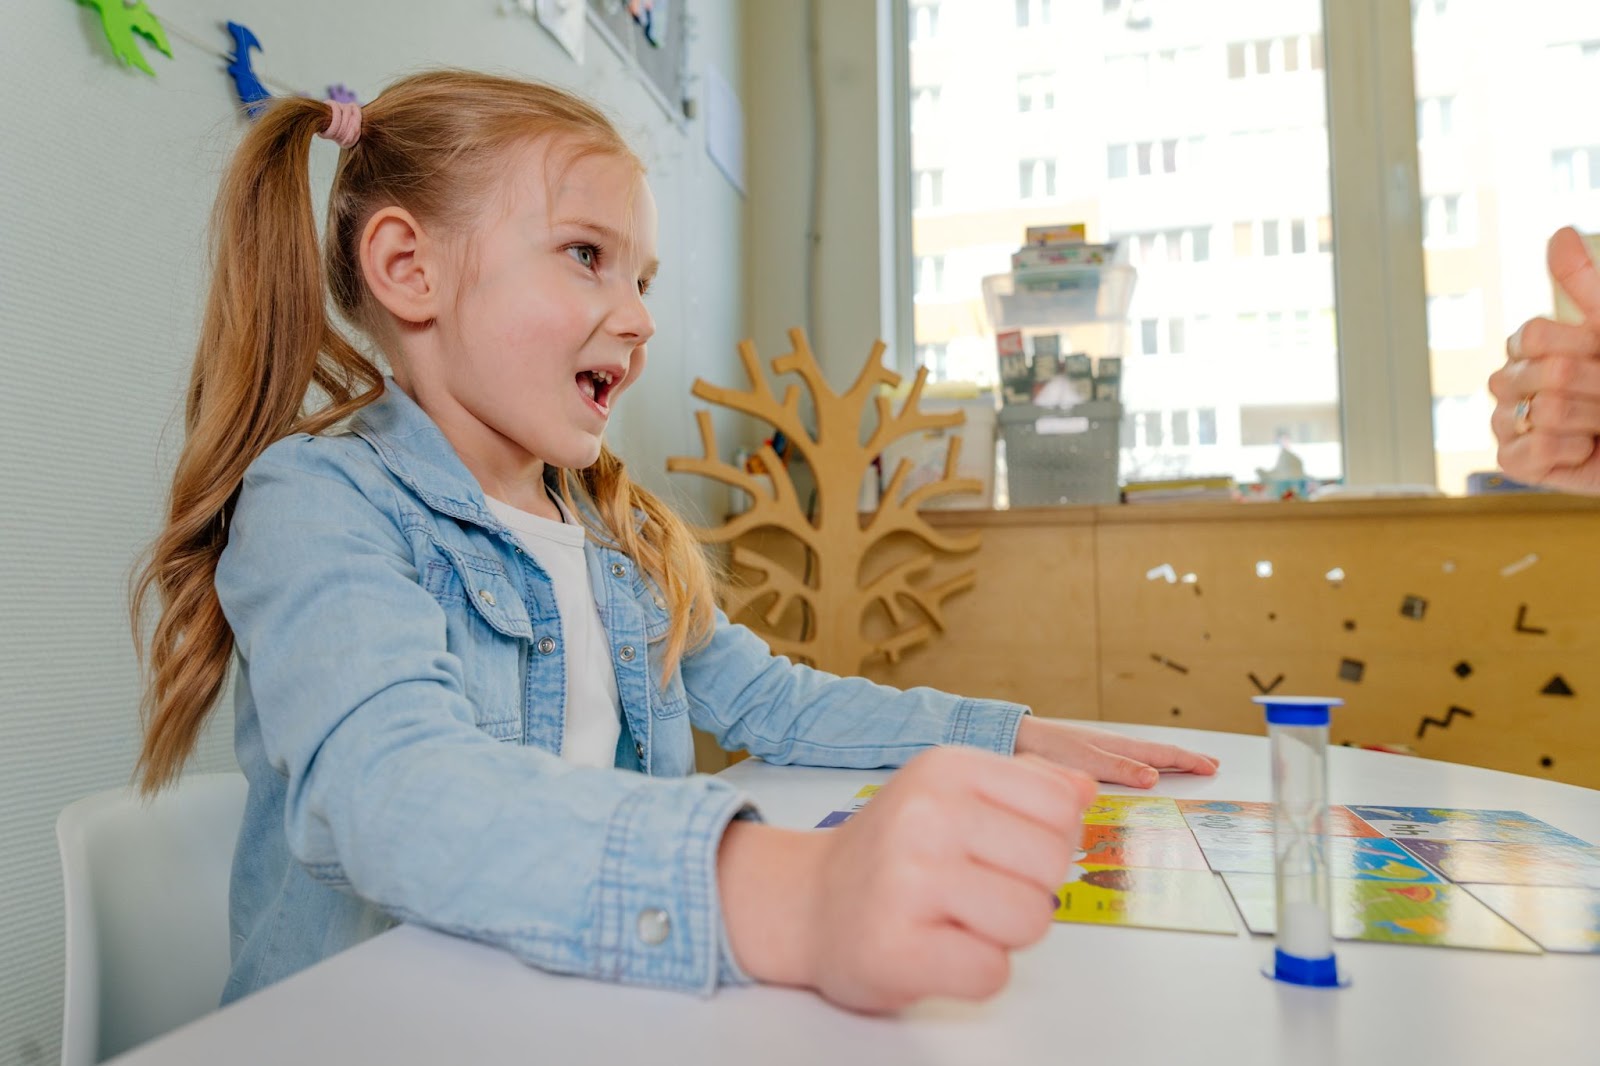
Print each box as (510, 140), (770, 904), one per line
(350, 379), (509, 532)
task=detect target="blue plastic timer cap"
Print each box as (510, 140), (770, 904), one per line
(1253, 695), (1343, 727)
(1273, 948), (1342, 987)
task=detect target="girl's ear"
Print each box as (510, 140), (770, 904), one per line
(359, 207), (442, 326)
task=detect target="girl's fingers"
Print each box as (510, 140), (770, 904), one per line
(1506, 317), (1600, 365)
(939, 862), (1056, 950)
(959, 800), (1078, 891)
(1495, 350), (1600, 401)
(958, 751), (1093, 833)
(902, 926), (1012, 1003)
(1493, 392), (1600, 441)
(1102, 737), (1220, 775)
(1497, 431), (1598, 481)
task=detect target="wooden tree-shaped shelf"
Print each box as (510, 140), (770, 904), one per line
(668, 328), (984, 676)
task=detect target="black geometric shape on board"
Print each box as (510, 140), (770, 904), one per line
(1151, 653), (1190, 675)
(1338, 658), (1365, 683)
(1343, 619), (1357, 631)
(1249, 672), (1285, 695)
(1400, 595), (1428, 620)
(1267, 612), (1277, 621)
(1171, 707), (1182, 717)
(1540, 756), (1554, 768)
(1541, 675), (1575, 697)
(1515, 604), (1548, 635)
(1416, 705), (1474, 740)
(1454, 661), (1473, 679)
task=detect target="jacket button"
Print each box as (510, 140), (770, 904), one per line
(477, 589), (496, 607)
(635, 740), (645, 761)
(618, 645), (636, 662)
(636, 908), (670, 946)
(653, 596), (666, 609)
(610, 562), (627, 578)
(536, 636), (556, 655)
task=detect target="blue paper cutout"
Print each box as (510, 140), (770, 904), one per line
(326, 83), (359, 104)
(225, 21), (271, 117)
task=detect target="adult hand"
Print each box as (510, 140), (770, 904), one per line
(717, 746), (1094, 1013)
(1489, 227), (1600, 493)
(1013, 716), (1220, 788)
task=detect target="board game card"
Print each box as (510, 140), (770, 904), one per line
(1178, 800), (1379, 837)
(1222, 874), (1540, 953)
(1399, 839), (1600, 889)
(1083, 795), (1186, 829)
(1192, 830), (1441, 883)
(1075, 825), (1209, 870)
(1464, 884), (1600, 953)
(1054, 865), (1236, 934)
(1346, 806), (1591, 847)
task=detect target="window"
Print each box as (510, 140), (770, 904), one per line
(1423, 193), (1461, 241)
(1197, 408), (1218, 446)
(1227, 42), (1247, 79)
(915, 255), (945, 299)
(1019, 158), (1056, 199)
(1171, 410), (1191, 446)
(912, 169), (944, 210)
(1553, 147), (1600, 192)
(914, 342), (948, 378)
(1107, 144), (1129, 179)
(1262, 220), (1280, 256)
(1016, 0), (1053, 27)
(1168, 318), (1187, 354)
(1291, 219), (1307, 254)
(911, 85), (941, 127)
(1018, 72), (1055, 112)
(1140, 411), (1165, 447)
(910, 1), (940, 41)
(1233, 221), (1254, 257)
(1418, 95), (1455, 139)
(1140, 318), (1159, 355)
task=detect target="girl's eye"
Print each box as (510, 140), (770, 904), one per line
(637, 278), (652, 297)
(568, 244), (600, 270)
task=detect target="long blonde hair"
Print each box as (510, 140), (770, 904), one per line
(132, 71), (717, 794)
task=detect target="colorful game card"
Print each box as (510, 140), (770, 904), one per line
(1075, 825), (1209, 871)
(1083, 795), (1186, 829)
(1055, 865), (1236, 934)
(1464, 884), (1600, 953)
(1178, 800), (1379, 837)
(813, 784), (881, 828)
(1399, 839), (1600, 889)
(1192, 830), (1441, 884)
(1346, 806), (1592, 847)
(1222, 874), (1540, 953)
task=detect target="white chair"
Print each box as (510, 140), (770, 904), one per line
(56, 771), (247, 1066)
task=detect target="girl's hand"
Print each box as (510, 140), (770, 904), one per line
(1489, 226), (1600, 494)
(717, 747), (1095, 1013)
(1013, 716), (1220, 788)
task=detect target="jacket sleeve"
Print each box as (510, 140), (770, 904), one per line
(216, 437), (751, 994)
(680, 611), (1029, 768)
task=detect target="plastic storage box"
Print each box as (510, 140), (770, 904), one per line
(999, 402), (1123, 506)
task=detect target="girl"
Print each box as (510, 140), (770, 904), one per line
(133, 71), (1219, 1014)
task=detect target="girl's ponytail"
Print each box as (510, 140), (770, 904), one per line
(132, 98), (381, 793)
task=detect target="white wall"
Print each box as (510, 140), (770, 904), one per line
(0, 3), (745, 1063)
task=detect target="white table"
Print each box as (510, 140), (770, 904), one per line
(114, 724), (1600, 1065)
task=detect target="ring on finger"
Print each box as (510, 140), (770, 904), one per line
(1513, 394), (1536, 435)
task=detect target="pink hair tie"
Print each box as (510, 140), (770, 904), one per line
(319, 100), (361, 149)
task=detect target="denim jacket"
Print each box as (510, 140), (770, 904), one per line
(215, 381), (1028, 1004)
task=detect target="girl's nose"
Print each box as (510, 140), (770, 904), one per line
(610, 289), (655, 346)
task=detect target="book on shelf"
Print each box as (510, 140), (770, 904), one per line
(1120, 476), (1238, 504)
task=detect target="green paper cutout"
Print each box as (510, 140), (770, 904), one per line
(76, 0), (173, 77)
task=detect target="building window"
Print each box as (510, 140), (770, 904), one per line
(1171, 410), (1191, 446)
(1018, 72), (1055, 112)
(1290, 219), (1307, 254)
(910, 1), (940, 42)
(1016, 0), (1053, 27)
(1140, 411), (1165, 447)
(1233, 221), (1254, 257)
(913, 169), (944, 211)
(1197, 408), (1218, 445)
(1168, 318), (1187, 355)
(1140, 318), (1160, 355)
(1019, 158), (1056, 199)
(1423, 193), (1462, 241)
(1418, 95), (1455, 139)
(1192, 226), (1211, 262)
(1553, 146), (1600, 192)
(1107, 144), (1129, 179)
(911, 85), (941, 127)
(1262, 220), (1281, 256)
(914, 342), (948, 378)
(915, 255), (945, 299)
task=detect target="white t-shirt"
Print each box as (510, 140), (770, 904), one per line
(484, 494), (622, 769)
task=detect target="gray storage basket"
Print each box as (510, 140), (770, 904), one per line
(999, 402), (1123, 506)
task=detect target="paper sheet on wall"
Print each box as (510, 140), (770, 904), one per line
(704, 64), (745, 195)
(537, 0), (586, 63)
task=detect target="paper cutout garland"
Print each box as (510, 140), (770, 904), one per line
(76, 0), (172, 76)
(225, 21), (272, 117)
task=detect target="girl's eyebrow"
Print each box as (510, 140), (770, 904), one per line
(554, 217), (660, 277)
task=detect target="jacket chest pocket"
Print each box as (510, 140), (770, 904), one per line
(640, 593), (688, 719)
(422, 543), (532, 741)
